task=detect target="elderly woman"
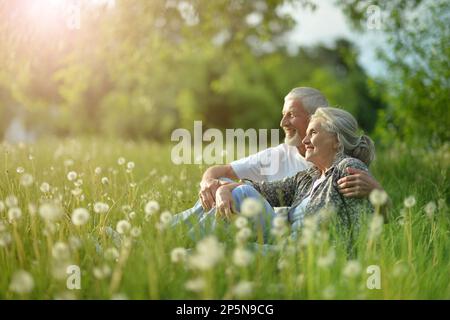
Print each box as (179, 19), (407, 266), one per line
(197, 107), (376, 243)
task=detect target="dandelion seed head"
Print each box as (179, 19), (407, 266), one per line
(9, 270), (34, 294)
(101, 177), (109, 185)
(234, 216), (248, 229)
(185, 277), (205, 292)
(232, 281), (253, 298)
(144, 200), (160, 217)
(67, 171), (77, 182)
(130, 226), (141, 238)
(342, 260), (362, 278)
(126, 161), (135, 170)
(317, 249), (336, 268)
(232, 247), (253, 267)
(240, 197), (263, 218)
(5, 195), (18, 208)
(117, 157), (126, 165)
(369, 189), (389, 206)
(116, 220), (131, 235)
(39, 202), (63, 222)
(171, 247), (187, 263)
(40, 182), (50, 193)
(16, 167), (25, 174)
(20, 173), (34, 187)
(93, 202), (109, 214)
(0, 232), (12, 247)
(424, 201), (437, 218)
(404, 196), (416, 208)
(235, 227), (252, 244)
(52, 242), (71, 261)
(71, 208), (90, 226)
(8, 207), (22, 222)
(94, 167), (102, 175)
(369, 214), (384, 239)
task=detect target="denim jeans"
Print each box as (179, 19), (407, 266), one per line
(171, 178), (277, 243)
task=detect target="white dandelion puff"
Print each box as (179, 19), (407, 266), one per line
(234, 216), (248, 229)
(241, 197), (263, 218)
(16, 167), (25, 174)
(67, 171), (77, 182)
(232, 247), (253, 267)
(5, 195), (18, 208)
(126, 162), (135, 170)
(144, 200), (160, 218)
(116, 220), (131, 235)
(232, 281), (253, 298)
(94, 167), (102, 175)
(171, 247), (187, 263)
(52, 242), (71, 261)
(39, 202), (64, 222)
(9, 270), (34, 294)
(93, 202), (109, 214)
(369, 214), (384, 240)
(369, 189), (389, 206)
(424, 201), (437, 218)
(117, 157), (126, 165)
(404, 196), (416, 208)
(8, 207), (22, 222)
(185, 277), (205, 292)
(20, 173), (34, 187)
(130, 226), (141, 238)
(40, 182), (50, 193)
(101, 177), (109, 185)
(71, 208), (90, 226)
(342, 260), (362, 278)
(317, 249), (336, 268)
(235, 227), (252, 244)
(160, 211), (173, 226)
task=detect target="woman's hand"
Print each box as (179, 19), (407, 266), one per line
(215, 185), (236, 220)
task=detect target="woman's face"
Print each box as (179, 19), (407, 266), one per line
(302, 118), (339, 171)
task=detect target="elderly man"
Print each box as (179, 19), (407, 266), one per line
(174, 87), (382, 224)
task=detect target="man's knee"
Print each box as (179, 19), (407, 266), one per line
(232, 184), (257, 198)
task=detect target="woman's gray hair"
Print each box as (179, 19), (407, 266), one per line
(285, 87), (329, 115)
(311, 107), (375, 166)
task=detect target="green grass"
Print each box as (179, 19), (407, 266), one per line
(0, 138), (449, 299)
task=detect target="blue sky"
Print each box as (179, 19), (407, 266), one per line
(282, 0), (387, 77)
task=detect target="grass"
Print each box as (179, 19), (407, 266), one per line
(0, 137), (449, 299)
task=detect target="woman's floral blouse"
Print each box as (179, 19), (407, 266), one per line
(245, 154), (374, 235)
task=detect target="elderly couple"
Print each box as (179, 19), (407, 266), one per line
(173, 87), (386, 242)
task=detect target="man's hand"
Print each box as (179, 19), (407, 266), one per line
(337, 167), (383, 198)
(215, 185), (235, 220)
(199, 178), (221, 210)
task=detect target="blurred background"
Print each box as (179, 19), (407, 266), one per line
(0, 0), (448, 147)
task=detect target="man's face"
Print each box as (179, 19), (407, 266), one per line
(280, 97), (310, 156)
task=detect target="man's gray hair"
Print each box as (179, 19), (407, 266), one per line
(285, 87), (329, 115)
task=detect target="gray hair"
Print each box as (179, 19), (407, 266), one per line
(311, 107), (375, 166)
(285, 87), (329, 115)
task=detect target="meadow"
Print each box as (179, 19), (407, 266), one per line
(0, 138), (448, 299)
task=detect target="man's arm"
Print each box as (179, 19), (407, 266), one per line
(199, 164), (239, 210)
(337, 167), (383, 198)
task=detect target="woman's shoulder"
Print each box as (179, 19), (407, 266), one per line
(335, 156), (368, 173)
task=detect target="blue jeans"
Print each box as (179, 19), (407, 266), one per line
(172, 178), (277, 243)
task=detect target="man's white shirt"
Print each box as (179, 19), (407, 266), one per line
(230, 143), (311, 182)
